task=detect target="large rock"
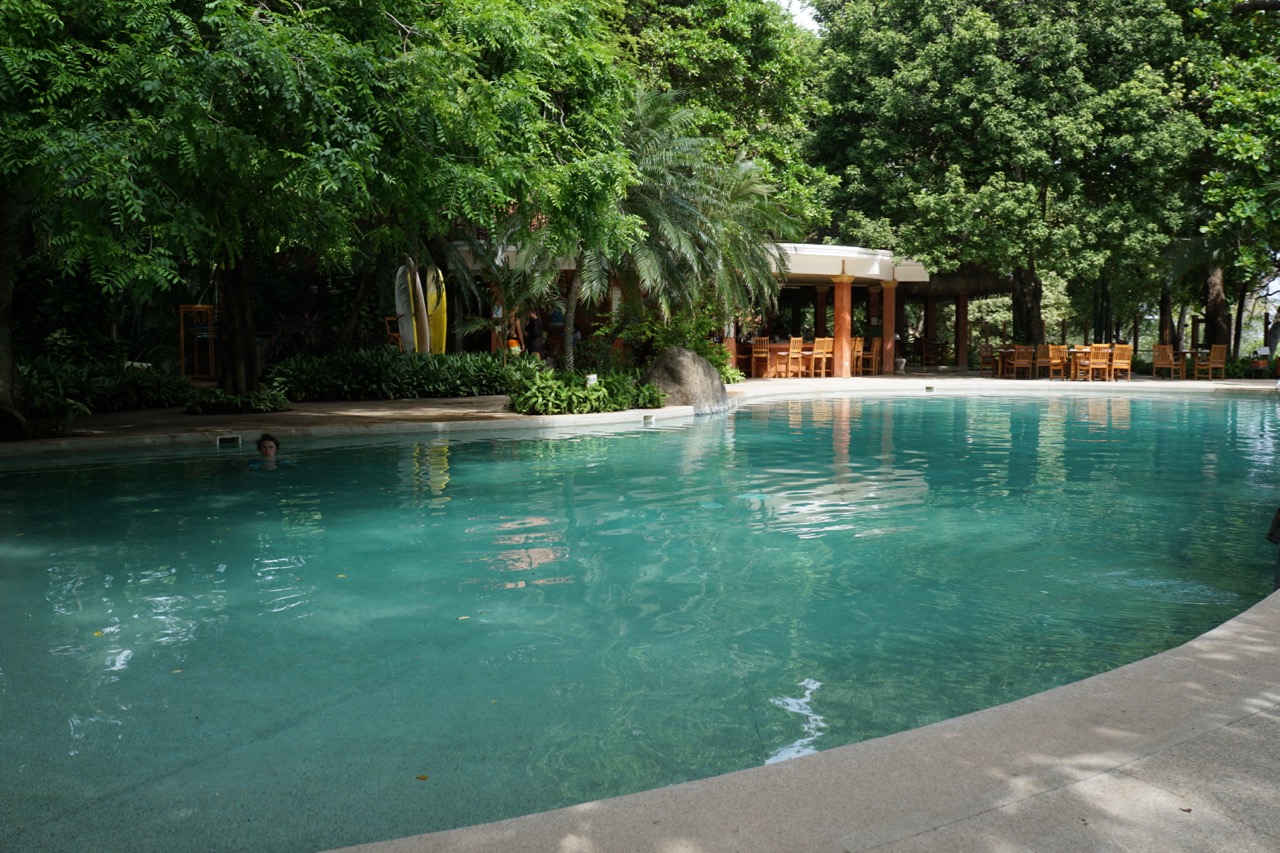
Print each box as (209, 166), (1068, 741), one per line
(640, 347), (730, 415)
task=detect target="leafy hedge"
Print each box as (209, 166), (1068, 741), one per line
(18, 357), (196, 437)
(268, 348), (517, 402)
(267, 348), (665, 415)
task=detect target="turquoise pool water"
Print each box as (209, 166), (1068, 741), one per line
(1, 393), (1275, 852)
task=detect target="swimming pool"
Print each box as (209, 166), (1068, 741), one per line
(1, 392), (1275, 852)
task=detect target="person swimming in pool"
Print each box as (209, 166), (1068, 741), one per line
(251, 433), (282, 469)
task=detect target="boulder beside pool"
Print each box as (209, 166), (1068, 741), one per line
(640, 347), (730, 415)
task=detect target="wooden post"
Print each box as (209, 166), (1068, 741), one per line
(882, 282), (898, 374)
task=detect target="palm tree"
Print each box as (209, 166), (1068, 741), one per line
(550, 87), (798, 371)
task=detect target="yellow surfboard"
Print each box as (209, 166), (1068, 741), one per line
(424, 266), (447, 354)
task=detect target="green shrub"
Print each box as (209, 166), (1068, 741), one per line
(184, 387), (290, 415)
(16, 356), (195, 436)
(508, 367), (665, 415)
(268, 349), (518, 402)
(17, 357), (91, 437)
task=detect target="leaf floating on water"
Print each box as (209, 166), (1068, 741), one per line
(416, 775), (430, 781)
(172, 669), (183, 674)
(457, 615), (470, 621)
(336, 574), (347, 578)
(93, 631), (104, 637)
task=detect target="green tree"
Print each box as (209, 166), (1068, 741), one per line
(620, 0), (835, 234)
(540, 88), (798, 371)
(814, 0), (1203, 343)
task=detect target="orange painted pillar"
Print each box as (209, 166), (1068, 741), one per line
(832, 275), (853, 377)
(880, 282), (898, 374)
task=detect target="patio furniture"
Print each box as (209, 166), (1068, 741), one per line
(1087, 343), (1113, 382)
(849, 336), (864, 377)
(1249, 347), (1271, 378)
(1011, 345), (1035, 379)
(978, 344), (997, 377)
(1152, 344), (1184, 379)
(1034, 345), (1051, 378)
(1194, 344), (1227, 380)
(751, 337), (771, 378)
(1046, 344), (1068, 380)
(862, 337), (882, 376)
(782, 336), (806, 377)
(1110, 344), (1133, 381)
(805, 337), (834, 377)
(996, 347), (1017, 378)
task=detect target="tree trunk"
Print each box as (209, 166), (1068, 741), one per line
(1266, 314), (1280, 354)
(0, 187), (33, 439)
(216, 258), (259, 394)
(562, 268), (582, 372)
(1203, 264), (1231, 347)
(1010, 266), (1043, 344)
(1232, 276), (1249, 358)
(1158, 285), (1173, 344)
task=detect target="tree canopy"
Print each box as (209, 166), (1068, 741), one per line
(812, 0), (1204, 343)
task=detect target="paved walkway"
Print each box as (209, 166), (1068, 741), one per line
(7, 373), (1280, 852)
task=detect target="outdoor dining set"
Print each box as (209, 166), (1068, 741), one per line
(744, 336), (882, 378)
(981, 343), (1229, 381)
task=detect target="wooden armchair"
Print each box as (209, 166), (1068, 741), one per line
(1194, 344), (1227, 380)
(1046, 344), (1068, 380)
(1011, 345), (1035, 379)
(1034, 345), (1051, 378)
(1151, 344), (1184, 379)
(1110, 344), (1133, 381)
(1088, 343), (1113, 382)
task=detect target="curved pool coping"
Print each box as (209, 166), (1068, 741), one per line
(12, 375), (1280, 851)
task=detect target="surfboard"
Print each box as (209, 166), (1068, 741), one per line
(424, 266), (447, 354)
(394, 264), (416, 351)
(409, 261), (430, 353)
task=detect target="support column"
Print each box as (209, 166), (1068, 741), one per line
(832, 275), (854, 377)
(955, 294), (969, 369)
(881, 282), (898, 374)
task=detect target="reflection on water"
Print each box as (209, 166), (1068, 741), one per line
(0, 394), (1277, 853)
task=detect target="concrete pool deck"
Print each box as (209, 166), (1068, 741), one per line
(7, 373), (1280, 852)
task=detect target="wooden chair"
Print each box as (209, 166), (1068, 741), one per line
(862, 337), (882, 376)
(1011, 345), (1035, 379)
(1046, 344), (1068, 380)
(978, 344), (997, 377)
(1088, 343), (1113, 382)
(1194, 344), (1227, 380)
(1152, 344), (1184, 379)
(1033, 345), (1050, 378)
(1110, 344), (1133, 381)
(751, 337), (772, 377)
(849, 336), (864, 377)
(805, 337), (834, 377)
(782, 336), (805, 377)
(384, 315), (404, 352)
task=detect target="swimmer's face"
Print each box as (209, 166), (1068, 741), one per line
(258, 440), (278, 456)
